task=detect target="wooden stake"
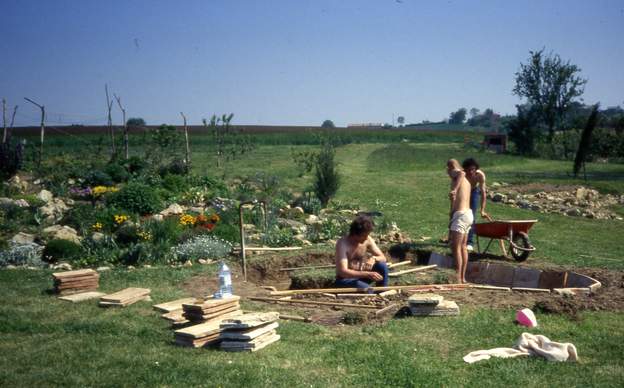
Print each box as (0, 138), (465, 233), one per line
(249, 296), (380, 310)
(246, 247), (303, 252)
(279, 314), (311, 322)
(24, 97), (45, 167)
(2, 98), (6, 143)
(105, 84), (115, 157)
(180, 112), (190, 167)
(388, 264), (437, 277)
(472, 284), (511, 291)
(114, 94), (128, 159)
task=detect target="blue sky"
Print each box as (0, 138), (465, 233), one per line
(1, 0), (623, 127)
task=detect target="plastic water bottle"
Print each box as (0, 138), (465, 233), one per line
(215, 261), (233, 299)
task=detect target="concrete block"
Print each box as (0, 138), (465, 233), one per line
(512, 267), (541, 289)
(485, 263), (515, 287)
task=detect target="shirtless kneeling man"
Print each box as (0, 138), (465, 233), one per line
(335, 215), (388, 290)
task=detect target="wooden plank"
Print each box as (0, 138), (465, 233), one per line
(378, 289), (398, 297)
(185, 305), (241, 321)
(220, 322), (279, 340)
(248, 297), (380, 310)
(278, 314), (311, 322)
(58, 286), (99, 296)
(279, 264), (335, 272)
(471, 284), (511, 291)
(221, 334), (280, 352)
(336, 293), (376, 298)
(174, 333), (221, 348)
(52, 269), (97, 279)
(269, 283), (470, 296)
(184, 301), (240, 315)
(58, 291), (105, 302)
(388, 265), (438, 277)
(54, 275), (99, 285)
(182, 296), (241, 312)
(387, 260), (411, 269)
(512, 287), (551, 293)
(161, 310), (188, 324)
(55, 281), (99, 290)
(153, 297), (197, 313)
(101, 288), (150, 303)
(99, 294), (150, 307)
(375, 303), (398, 317)
(220, 312), (280, 329)
(244, 247), (302, 252)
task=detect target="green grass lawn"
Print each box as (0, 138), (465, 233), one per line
(2, 138), (624, 386)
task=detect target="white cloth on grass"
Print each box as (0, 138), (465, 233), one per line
(463, 332), (579, 364)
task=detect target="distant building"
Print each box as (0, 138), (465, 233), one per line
(347, 123), (383, 128)
(483, 133), (507, 153)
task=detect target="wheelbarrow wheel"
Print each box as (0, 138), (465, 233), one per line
(510, 232), (531, 262)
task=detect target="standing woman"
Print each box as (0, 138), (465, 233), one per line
(462, 158), (488, 252)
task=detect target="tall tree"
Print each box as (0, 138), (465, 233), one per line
(573, 104), (600, 178)
(449, 108), (467, 124)
(513, 49), (587, 139)
(397, 116), (405, 126)
(321, 119), (335, 128)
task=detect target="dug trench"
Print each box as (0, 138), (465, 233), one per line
(182, 248), (624, 325)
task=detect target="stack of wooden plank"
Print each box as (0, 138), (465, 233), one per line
(173, 312), (244, 348)
(99, 287), (151, 307)
(182, 296), (241, 323)
(52, 269), (99, 295)
(153, 297), (197, 327)
(408, 293), (459, 317)
(219, 312), (281, 352)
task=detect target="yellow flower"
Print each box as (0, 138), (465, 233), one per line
(137, 230), (152, 241)
(92, 222), (103, 231)
(114, 214), (128, 225)
(92, 186), (109, 196)
(179, 214), (196, 226)
(210, 214), (220, 223)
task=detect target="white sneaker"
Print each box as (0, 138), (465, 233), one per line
(466, 245), (474, 252)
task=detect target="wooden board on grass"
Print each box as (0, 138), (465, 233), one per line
(182, 296), (240, 312)
(220, 312), (280, 329)
(220, 322), (279, 341)
(175, 311), (243, 339)
(184, 305), (241, 321)
(58, 291), (105, 302)
(52, 269), (97, 279)
(100, 288), (150, 303)
(99, 294), (150, 307)
(153, 297), (197, 313)
(221, 333), (280, 352)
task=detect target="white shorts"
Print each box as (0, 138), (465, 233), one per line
(450, 210), (474, 235)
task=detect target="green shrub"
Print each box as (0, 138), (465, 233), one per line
(84, 170), (113, 186)
(42, 239), (82, 263)
(108, 182), (162, 215)
(211, 222), (240, 244)
(0, 141), (24, 180)
(115, 224), (141, 245)
(104, 162), (130, 183)
(144, 218), (182, 245)
(162, 174), (189, 194)
(262, 228), (301, 247)
(313, 142), (340, 207)
(122, 156), (148, 175)
(159, 158), (189, 176)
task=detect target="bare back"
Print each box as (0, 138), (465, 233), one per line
(452, 175), (471, 212)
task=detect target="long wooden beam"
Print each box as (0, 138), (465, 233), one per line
(387, 260), (411, 269)
(269, 283), (470, 296)
(279, 264), (335, 271)
(388, 265), (437, 277)
(249, 296), (380, 309)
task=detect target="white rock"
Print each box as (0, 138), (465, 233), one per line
(91, 232), (105, 242)
(37, 190), (54, 203)
(96, 266), (111, 272)
(160, 203), (184, 216)
(305, 214), (320, 225)
(13, 199), (30, 208)
(52, 262), (72, 271)
(183, 260), (193, 267)
(43, 225), (81, 245)
(11, 232), (36, 244)
(151, 214), (164, 222)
